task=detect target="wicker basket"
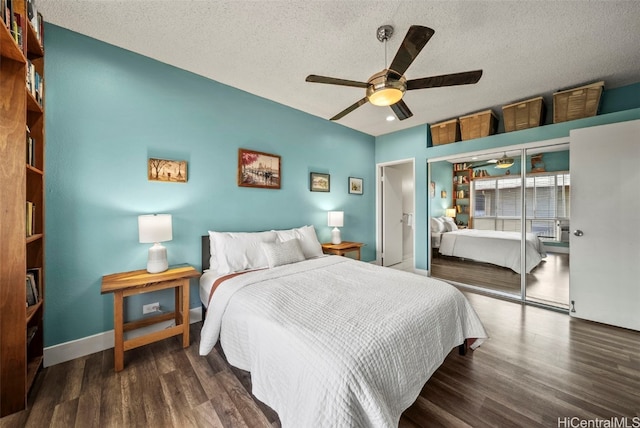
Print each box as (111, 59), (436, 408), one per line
(430, 118), (460, 146)
(459, 110), (498, 141)
(553, 81), (604, 123)
(502, 96), (546, 132)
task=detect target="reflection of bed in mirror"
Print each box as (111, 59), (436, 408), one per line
(431, 217), (546, 274)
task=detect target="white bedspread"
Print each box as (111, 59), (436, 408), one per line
(199, 256), (487, 427)
(438, 229), (546, 274)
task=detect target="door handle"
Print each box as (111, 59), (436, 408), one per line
(573, 230), (584, 237)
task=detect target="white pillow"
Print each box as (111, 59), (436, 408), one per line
(295, 225), (324, 258)
(430, 217), (446, 233)
(274, 225), (323, 259)
(440, 216), (459, 231)
(209, 230), (277, 274)
(261, 239), (305, 268)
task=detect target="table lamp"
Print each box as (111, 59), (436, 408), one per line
(327, 211), (344, 244)
(445, 208), (457, 219)
(138, 214), (172, 273)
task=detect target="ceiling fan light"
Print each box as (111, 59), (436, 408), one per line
(366, 70), (406, 106)
(495, 158), (514, 168)
(368, 87), (404, 106)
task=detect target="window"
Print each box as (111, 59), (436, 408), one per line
(472, 172), (570, 238)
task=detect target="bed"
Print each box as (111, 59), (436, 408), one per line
(432, 217), (546, 274)
(199, 226), (488, 427)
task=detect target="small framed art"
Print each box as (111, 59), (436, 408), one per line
(148, 158), (187, 183)
(348, 177), (363, 195)
(238, 148), (281, 189)
(310, 172), (330, 192)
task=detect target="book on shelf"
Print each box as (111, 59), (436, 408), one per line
(26, 201), (35, 236)
(3, 0), (11, 31)
(27, 268), (40, 302)
(26, 61), (43, 105)
(27, 326), (38, 345)
(26, 125), (35, 167)
(26, 276), (36, 306)
(12, 11), (22, 47)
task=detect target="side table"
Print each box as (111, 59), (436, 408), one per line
(321, 241), (365, 261)
(101, 264), (200, 371)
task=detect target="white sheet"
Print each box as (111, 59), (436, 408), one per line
(199, 256), (488, 427)
(199, 270), (220, 308)
(438, 229), (546, 274)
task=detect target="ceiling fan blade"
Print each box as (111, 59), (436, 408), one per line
(306, 75), (368, 88)
(388, 26), (435, 76)
(406, 70), (483, 90)
(330, 98), (368, 121)
(390, 100), (413, 121)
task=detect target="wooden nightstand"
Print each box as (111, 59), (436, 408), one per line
(101, 265), (200, 371)
(321, 242), (365, 261)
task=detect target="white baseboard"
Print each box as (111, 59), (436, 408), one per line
(44, 307), (203, 368)
(414, 268), (429, 276)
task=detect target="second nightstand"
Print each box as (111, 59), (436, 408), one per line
(321, 241), (365, 260)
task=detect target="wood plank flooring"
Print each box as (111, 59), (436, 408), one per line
(431, 252), (570, 308)
(2, 291), (638, 428)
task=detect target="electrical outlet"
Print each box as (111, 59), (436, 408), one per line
(143, 302), (160, 315)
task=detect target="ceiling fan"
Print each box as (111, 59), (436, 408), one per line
(305, 25), (483, 121)
(471, 153), (515, 169)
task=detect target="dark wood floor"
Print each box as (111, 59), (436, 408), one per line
(432, 252), (570, 308)
(2, 292), (638, 428)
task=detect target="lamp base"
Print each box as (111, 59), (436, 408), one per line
(331, 227), (342, 245)
(147, 242), (168, 273)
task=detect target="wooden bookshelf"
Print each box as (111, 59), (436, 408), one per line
(452, 163), (472, 228)
(0, 0), (46, 416)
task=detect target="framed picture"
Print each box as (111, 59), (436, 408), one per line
(430, 181), (436, 198)
(310, 172), (330, 192)
(148, 158), (187, 183)
(238, 148), (281, 189)
(348, 177), (363, 195)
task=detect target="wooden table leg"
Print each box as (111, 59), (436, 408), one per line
(182, 279), (190, 348)
(114, 290), (124, 372)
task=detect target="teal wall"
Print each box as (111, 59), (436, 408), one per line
(44, 25), (375, 347)
(375, 83), (640, 271)
(429, 162), (452, 218)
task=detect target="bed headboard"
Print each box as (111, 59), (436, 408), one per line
(201, 235), (210, 271)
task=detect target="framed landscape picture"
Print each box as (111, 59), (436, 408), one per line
(349, 177), (363, 194)
(238, 148), (281, 189)
(148, 158), (188, 183)
(310, 172), (330, 192)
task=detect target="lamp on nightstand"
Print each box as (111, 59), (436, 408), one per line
(327, 211), (344, 244)
(445, 208), (457, 219)
(138, 214), (173, 273)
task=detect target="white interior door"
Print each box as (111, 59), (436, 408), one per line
(570, 119), (640, 331)
(382, 166), (403, 266)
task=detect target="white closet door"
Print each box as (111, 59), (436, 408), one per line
(570, 119), (640, 331)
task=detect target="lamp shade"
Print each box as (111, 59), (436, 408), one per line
(445, 208), (457, 218)
(327, 211), (344, 228)
(138, 214), (173, 243)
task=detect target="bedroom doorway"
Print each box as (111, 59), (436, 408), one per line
(377, 159), (415, 269)
(428, 143), (570, 310)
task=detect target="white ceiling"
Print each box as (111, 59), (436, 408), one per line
(37, 1), (640, 137)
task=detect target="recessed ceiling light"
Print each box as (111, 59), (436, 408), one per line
(386, 115), (395, 121)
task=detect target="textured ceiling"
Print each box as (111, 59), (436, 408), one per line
(37, 1), (640, 137)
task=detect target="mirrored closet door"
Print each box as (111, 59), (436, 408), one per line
(429, 144), (570, 309)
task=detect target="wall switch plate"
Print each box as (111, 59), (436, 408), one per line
(143, 302), (160, 315)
